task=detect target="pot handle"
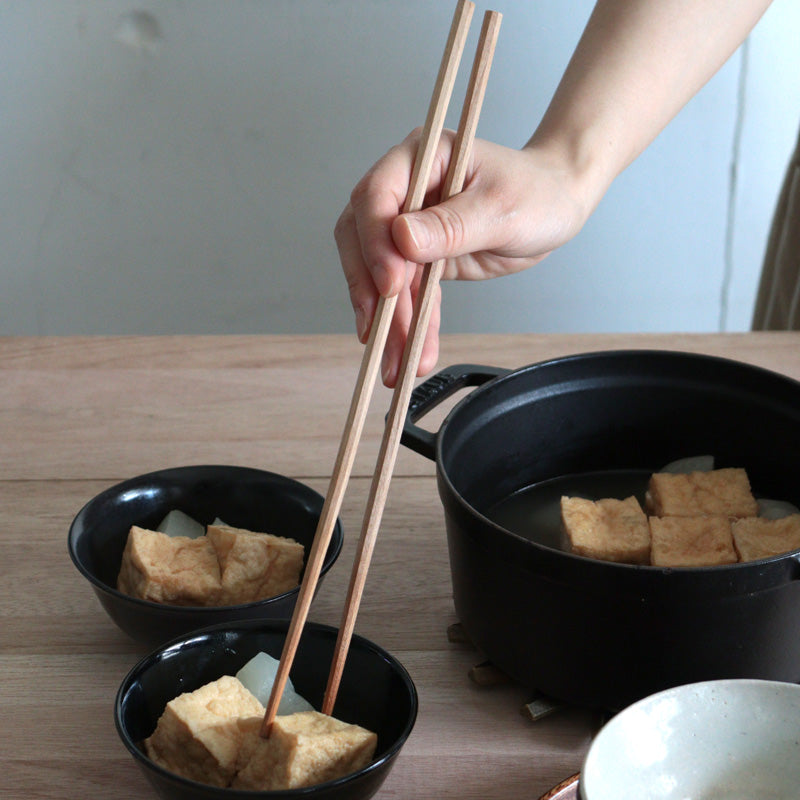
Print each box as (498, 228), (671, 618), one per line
(401, 363), (510, 460)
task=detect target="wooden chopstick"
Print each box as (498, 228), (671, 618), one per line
(322, 8), (502, 716)
(261, 0), (475, 737)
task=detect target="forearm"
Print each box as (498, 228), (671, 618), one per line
(527, 0), (772, 213)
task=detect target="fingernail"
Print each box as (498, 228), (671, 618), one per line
(355, 307), (367, 341)
(371, 266), (393, 297)
(381, 352), (392, 385)
(404, 215), (429, 251)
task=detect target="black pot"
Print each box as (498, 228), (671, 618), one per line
(401, 350), (800, 711)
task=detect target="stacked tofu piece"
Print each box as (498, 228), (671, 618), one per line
(144, 675), (377, 790)
(562, 468), (800, 567)
(117, 522), (304, 606)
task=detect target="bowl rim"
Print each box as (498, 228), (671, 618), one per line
(114, 619), (419, 796)
(67, 464), (344, 611)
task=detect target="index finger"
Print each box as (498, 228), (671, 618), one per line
(350, 130), (451, 297)
(348, 137), (416, 298)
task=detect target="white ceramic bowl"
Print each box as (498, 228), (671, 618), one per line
(579, 679), (800, 799)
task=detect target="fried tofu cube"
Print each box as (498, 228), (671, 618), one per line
(206, 525), (304, 605)
(233, 710), (377, 791)
(732, 514), (800, 562)
(144, 676), (265, 788)
(117, 526), (221, 605)
(645, 468), (758, 519)
(649, 516), (737, 567)
(561, 495), (650, 564)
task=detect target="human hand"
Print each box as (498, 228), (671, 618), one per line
(334, 128), (593, 386)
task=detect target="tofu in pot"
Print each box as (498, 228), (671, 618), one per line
(732, 514), (800, 562)
(561, 495), (650, 565)
(646, 468), (758, 519)
(649, 515), (738, 567)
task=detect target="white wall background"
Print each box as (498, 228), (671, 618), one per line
(1, 0), (799, 336)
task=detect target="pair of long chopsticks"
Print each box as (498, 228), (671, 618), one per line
(262, 0), (501, 736)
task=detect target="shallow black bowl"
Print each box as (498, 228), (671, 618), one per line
(115, 619), (418, 800)
(68, 465), (343, 647)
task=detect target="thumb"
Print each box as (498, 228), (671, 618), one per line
(391, 194), (481, 264)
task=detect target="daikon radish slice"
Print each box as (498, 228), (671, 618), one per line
(758, 498), (800, 520)
(157, 509), (205, 539)
(660, 455), (715, 474)
(236, 652), (314, 714)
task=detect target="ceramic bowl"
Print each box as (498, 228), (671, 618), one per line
(579, 678), (800, 799)
(68, 465), (343, 646)
(115, 619), (418, 800)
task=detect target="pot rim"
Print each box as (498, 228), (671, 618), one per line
(430, 349), (800, 576)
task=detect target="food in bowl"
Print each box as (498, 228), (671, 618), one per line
(232, 711), (376, 791)
(235, 651), (313, 714)
(142, 651), (377, 791)
(117, 512), (304, 606)
(561, 466), (800, 567)
(115, 619), (417, 799)
(157, 508), (211, 538)
(207, 524), (303, 604)
(69, 466), (345, 647)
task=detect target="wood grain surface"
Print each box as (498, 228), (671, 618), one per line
(2, 333), (798, 799)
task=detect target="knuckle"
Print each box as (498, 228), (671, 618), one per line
(349, 174), (373, 209)
(345, 271), (369, 308)
(432, 206), (467, 253)
(333, 206), (353, 244)
(404, 126), (424, 145)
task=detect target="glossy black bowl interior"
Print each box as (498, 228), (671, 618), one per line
(69, 465), (343, 647)
(115, 620), (418, 800)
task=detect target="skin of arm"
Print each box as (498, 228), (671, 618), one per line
(335, 0), (772, 386)
(527, 0), (773, 207)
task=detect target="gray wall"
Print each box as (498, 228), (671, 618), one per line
(2, 0), (799, 336)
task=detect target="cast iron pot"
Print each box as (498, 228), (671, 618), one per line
(401, 350), (800, 711)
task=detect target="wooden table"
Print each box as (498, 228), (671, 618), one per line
(3, 332), (799, 800)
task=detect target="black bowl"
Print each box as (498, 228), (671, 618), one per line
(115, 619), (418, 800)
(68, 465), (343, 646)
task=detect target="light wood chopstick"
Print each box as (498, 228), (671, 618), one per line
(322, 8), (502, 716)
(261, 0), (475, 737)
